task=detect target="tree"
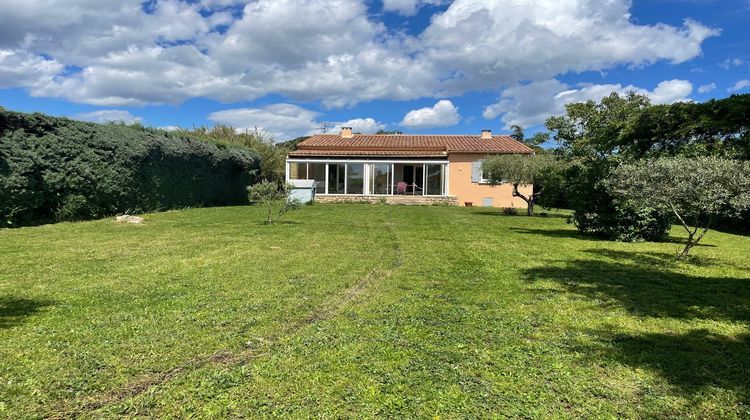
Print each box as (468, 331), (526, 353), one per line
(481, 154), (561, 216)
(606, 157), (750, 257)
(187, 125), (288, 183)
(509, 125), (524, 142)
(617, 93), (750, 160)
(546, 91), (651, 158)
(247, 181), (301, 224)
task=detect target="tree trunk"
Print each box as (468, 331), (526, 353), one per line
(512, 184), (534, 216)
(670, 203), (712, 259)
(679, 230), (696, 258)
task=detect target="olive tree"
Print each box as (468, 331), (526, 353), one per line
(247, 181), (300, 224)
(606, 157), (750, 257)
(481, 154), (560, 216)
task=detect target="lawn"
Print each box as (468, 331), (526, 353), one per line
(1, 204), (749, 417)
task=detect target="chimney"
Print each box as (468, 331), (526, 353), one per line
(341, 127), (353, 138)
(481, 129), (492, 139)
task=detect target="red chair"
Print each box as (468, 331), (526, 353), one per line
(396, 182), (407, 194)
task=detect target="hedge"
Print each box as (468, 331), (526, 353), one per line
(1, 110), (259, 227)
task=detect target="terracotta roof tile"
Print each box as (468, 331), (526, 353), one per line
(294, 134), (533, 154)
(288, 149), (447, 157)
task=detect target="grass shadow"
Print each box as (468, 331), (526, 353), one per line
(586, 249), (723, 268)
(0, 296), (55, 329)
(521, 257), (750, 322)
(585, 328), (750, 393)
(523, 255), (750, 393)
(509, 227), (607, 241)
(472, 211), (569, 219)
(253, 220), (303, 226)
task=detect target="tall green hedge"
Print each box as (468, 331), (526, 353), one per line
(0, 110), (259, 227)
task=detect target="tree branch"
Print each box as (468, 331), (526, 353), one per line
(669, 202), (692, 236)
(511, 184), (531, 203)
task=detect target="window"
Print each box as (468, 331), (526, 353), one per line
(425, 164), (445, 195)
(308, 163), (326, 188)
(289, 162), (307, 180)
(346, 163), (364, 194)
(327, 163), (345, 194)
(369, 163), (391, 195)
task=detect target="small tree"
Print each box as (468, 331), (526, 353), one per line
(481, 154), (560, 216)
(607, 157), (750, 257)
(247, 181), (301, 224)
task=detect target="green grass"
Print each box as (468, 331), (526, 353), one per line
(1, 204), (749, 417)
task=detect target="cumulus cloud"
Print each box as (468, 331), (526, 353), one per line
(0, 0), (719, 108)
(72, 109), (142, 124)
(331, 118), (386, 134)
(728, 79), (750, 92)
(401, 100), (460, 129)
(382, 0), (447, 16)
(483, 79), (693, 128)
(208, 104), (384, 139)
(208, 104), (321, 139)
(0, 49), (63, 89)
(698, 83), (716, 94)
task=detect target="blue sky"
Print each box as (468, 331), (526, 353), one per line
(0, 0), (748, 140)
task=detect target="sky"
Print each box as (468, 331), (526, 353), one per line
(0, 0), (749, 141)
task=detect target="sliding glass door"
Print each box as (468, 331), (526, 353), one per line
(327, 163), (345, 194)
(346, 163), (364, 194)
(369, 163), (391, 195)
(425, 164), (446, 196)
(290, 161), (446, 196)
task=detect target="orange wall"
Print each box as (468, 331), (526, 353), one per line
(448, 153), (532, 208)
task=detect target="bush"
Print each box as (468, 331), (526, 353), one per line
(502, 207), (518, 216)
(247, 181), (300, 224)
(565, 159), (672, 241)
(1, 110), (260, 227)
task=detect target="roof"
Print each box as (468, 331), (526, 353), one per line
(288, 149), (448, 157)
(288, 134), (533, 158)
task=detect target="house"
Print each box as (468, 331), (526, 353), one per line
(285, 128), (534, 207)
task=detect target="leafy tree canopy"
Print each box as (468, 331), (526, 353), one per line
(247, 181), (300, 224)
(481, 154), (562, 215)
(607, 157), (750, 257)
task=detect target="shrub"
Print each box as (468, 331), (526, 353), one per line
(607, 157), (750, 257)
(565, 159), (672, 242)
(502, 207), (518, 216)
(0, 110), (260, 227)
(247, 181), (301, 223)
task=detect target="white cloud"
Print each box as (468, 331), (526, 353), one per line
(484, 79), (693, 128)
(417, 1), (717, 95)
(382, 0), (447, 16)
(331, 118), (386, 134)
(720, 58), (744, 69)
(400, 100), (460, 129)
(72, 109), (142, 124)
(0, 49), (63, 89)
(208, 104), (384, 139)
(728, 79), (750, 92)
(648, 79), (693, 103)
(0, 0), (719, 108)
(698, 83), (716, 94)
(208, 104), (321, 139)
